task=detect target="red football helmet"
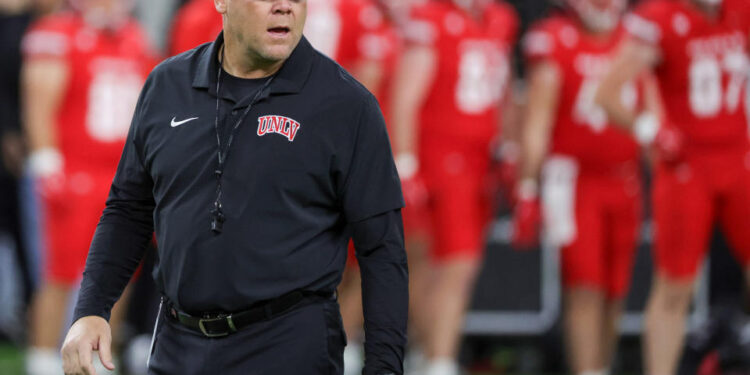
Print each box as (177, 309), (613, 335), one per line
(67, 0), (134, 29)
(565, 0), (627, 33)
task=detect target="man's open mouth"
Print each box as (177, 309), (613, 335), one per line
(268, 26), (290, 36)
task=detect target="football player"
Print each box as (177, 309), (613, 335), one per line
(514, 0), (659, 374)
(391, 0), (518, 374)
(168, 0), (222, 56)
(21, 1), (153, 373)
(596, 0), (750, 374)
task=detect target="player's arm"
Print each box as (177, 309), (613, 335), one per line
(511, 60), (561, 248)
(21, 56), (69, 179)
(389, 43), (436, 177)
(594, 37), (660, 139)
(518, 61), (561, 196)
(498, 72), (521, 158)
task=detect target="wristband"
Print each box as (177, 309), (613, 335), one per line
(517, 178), (538, 200)
(395, 153), (418, 179)
(633, 112), (660, 146)
(27, 148), (63, 178)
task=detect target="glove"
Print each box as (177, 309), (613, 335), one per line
(395, 152), (429, 208)
(401, 172), (429, 209)
(633, 113), (685, 164)
(28, 148), (67, 200)
(653, 123), (684, 164)
(511, 179), (541, 250)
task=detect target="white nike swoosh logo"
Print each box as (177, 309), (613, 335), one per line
(170, 117), (199, 127)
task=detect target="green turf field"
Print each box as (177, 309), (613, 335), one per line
(0, 344), (23, 375)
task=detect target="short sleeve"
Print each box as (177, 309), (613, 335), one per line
(354, 4), (392, 61)
(493, 2), (520, 46)
(402, 6), (440, 47)
(623, 2), (666, 46)
(340, 96), (404, 223)
(357, 30), (395, 62)
(523, 27), (555, 63)
(22, 16), (71, 61)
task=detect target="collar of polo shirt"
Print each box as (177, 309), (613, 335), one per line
(192, 32), (314, 97)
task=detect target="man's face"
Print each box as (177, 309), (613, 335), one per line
(69, 0), (133, 28)
(217, 0), (307, 64)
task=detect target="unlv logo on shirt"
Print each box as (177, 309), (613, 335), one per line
(257, 115), (301, 142)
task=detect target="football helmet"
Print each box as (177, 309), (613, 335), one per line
(565, 0), (627, 33)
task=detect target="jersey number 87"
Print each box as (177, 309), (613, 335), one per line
(689, 51), (748, 118)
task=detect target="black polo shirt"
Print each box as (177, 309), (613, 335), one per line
(74, 33), (406, 373)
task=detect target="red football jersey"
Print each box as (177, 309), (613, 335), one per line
(524, 14), (640, 172)
(625, 0), (750, 152)
(305, 0), (400, 119)
(404, 0), (518, 141)
(169, 0), (222, 56)
(22, 12), (154, 171)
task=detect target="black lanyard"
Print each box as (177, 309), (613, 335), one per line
(211, 46), (274, 234)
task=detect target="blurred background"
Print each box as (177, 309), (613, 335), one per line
(1, 0), (749, 374)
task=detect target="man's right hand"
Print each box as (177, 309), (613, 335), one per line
(61, 316), (116, 375)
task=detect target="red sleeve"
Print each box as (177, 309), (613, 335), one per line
(494, 1), (521, 46)
(169, 1), (222, 56)
(335, 0), (369, 67)
(623, 0), (669, 47)
(522, 20), (559, 64)
(402, 4), (441, 47)
(354, 3), (393, 62)
(723, 0), (750, 36)
(22, 15), (72, 61)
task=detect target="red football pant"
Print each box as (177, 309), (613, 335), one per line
(41, 169), (112, 284)
(542, 156), (641, 298)
(420, 136), (493, 262)
(653, 150), (750, 279)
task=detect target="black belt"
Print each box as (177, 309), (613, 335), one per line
(165, 290), (332, 338)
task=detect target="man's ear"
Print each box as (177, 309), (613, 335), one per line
(214, 0), (227, 14)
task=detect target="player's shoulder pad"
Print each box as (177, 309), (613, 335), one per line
(722, 0), (750, 31)
(623, 0), (675, 44)
(486, 1), (521, 42)
(402, 1), (452, 46)
(355, 0), (387, 31)
(523, 15), (577, 60)
(22, 12), (78, 58)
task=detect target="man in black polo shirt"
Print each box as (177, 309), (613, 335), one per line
(60, 1), (408, 374)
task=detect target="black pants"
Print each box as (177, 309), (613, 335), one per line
(147, 297), (346, 375)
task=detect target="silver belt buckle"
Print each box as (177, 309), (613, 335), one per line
(197, 315), (236, 337)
